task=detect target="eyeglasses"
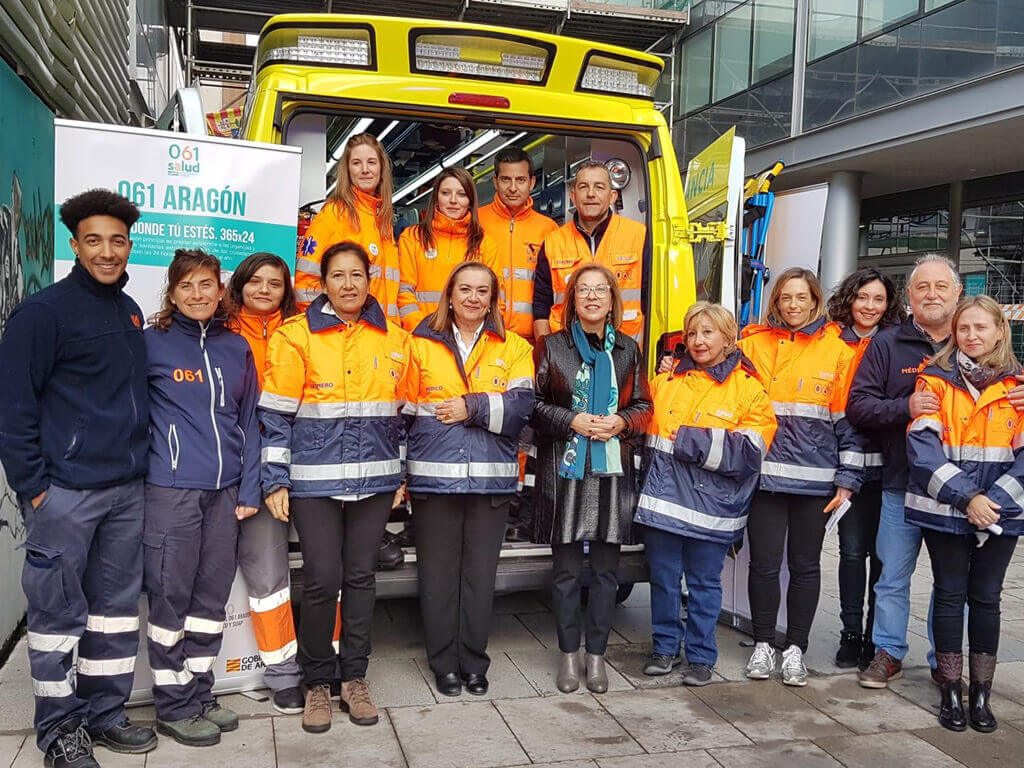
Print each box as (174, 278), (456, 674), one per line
(575, 284), (611, 298)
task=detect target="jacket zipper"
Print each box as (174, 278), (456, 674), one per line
(507, 218), (515, 324)
(215, 367), (225, 407)
(199, 323), (224, 489)
(262, 317), (268, 339)
(168, 424), (180, 472)
(125, 300), (139, 475)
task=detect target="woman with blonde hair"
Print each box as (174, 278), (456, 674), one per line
(404, 260), (534, 697)
(296, 133), (400, 317)
(397, 167), (499, 330)
(906, 294), (1024, 733)
(637, 302), (776, 685)
(531, 264), (652, 693)
(737, 267), (864, 686)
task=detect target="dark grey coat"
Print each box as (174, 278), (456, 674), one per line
(530, 329), (652, 545)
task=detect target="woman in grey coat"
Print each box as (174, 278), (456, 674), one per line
(531, 263), (652, 693)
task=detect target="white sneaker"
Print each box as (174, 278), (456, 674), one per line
(781, 644), (808, 686)
(745, 642), (776, 680)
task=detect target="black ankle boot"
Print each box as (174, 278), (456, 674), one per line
(969, 652), (997, 733)
(936, 652), (967, 732)
(835, 631), (861, 669)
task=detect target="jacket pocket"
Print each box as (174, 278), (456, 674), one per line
(63, 418), (88, 460)
(20, 543), (70, 615)
(167, 424), (181, 473)
(215, 367), (226, 407)
(142, 531), (166, 597)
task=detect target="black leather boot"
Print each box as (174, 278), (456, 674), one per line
(936, 651), (967, 732)
(968, 651), (998, 733)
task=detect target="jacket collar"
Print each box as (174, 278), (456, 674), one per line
(672, 348), (756, 383)
(920, 360), (1021, 406)
(170, 311), (226, 338)
(306, 293), (388, 333)
(412, 313), (504, 344)
(896, 315), (950, 345)
(571, 209), (613, 242)
(743, 315), (829, 340)
(490, 194), (535, 222)
(70, 260), (128, 297)
(353, 187), (381, 216)
(233, 306), (282, 337)
(432, 210), (471, 237)
(839, 323), (882, 344)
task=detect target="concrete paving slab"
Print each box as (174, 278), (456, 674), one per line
(813, 731), (964, 768)
(618, 582), (651, 610)
(596, 753), (720, 768)
(390, 701), (527, 768)
(609, 607), (655, 645)
(707, 740), (843, 767)
(984, 661), (1024, 707)
(509, 762), (598, 768)
(494, 695), (643, 763)
(912, 723), (1024, 768)
(690, 680), (853, 743)
(889, 665), (1024, 721)
(372, 611), (429, 660)
(516, 611), (629, 650)
(790, 673), (937, 734)
(12, 745), (147, 768)
(492, 591), (550, 615)
(146, 718), (276, 768)
(274, 708), (406, 768)
(0, 642), (35, 732)
(597, 686), (751, 753)
(0, 735), (25, 768)
(485, 614), (546, 652)
(413, 653), (538, 702)
(603, 645), (726, 689)
(366, 657), (437, 709)
(505, 648), (632, 697)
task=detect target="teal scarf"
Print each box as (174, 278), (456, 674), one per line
(559, 320), (622, 480)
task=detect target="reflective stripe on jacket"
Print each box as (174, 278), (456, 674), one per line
(397, 212), (500, 331)
(258, 295), (410, 498)
(296, 190), (400, 317)
(544, 213), (646, 340)
(404, 316), (535, 494)
(479, 197), (557, 342)
(737, 317), (864, 496)
(906, 364), (1024, 536)
(229, 308), (284, 389)
(636, 350), (776, 545)
(838, 324), (884, 483)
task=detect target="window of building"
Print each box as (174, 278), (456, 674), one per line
(712, 3), (753, 102)
(860, 0), (919, 36)
(752, 0), (796, 82)
(681, 28), (713, 113)
(866, 211), (949, 258)
(808, 0), (859, 61)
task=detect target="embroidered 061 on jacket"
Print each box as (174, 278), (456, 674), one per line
(906, 364), (1024, 536)
(636, 350), (778, 545)
(403, 317), (535, 494)
(737, 318), (864, 495)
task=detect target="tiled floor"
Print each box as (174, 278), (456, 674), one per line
(3, 540), (1024, 767)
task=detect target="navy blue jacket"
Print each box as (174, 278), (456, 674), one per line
(0, 262), (149, 499)
(847, 316), (944, 492)
(145, 313), (261, 507)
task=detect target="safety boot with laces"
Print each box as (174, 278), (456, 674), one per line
(45, 723), (99, 768)
(341, 679), (379, 725)
(302, 683), (333, 733)
(781, 644), (808, 686)
(745, 642), (776, 680)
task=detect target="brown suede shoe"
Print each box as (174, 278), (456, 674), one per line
(858, 650), (903, 689)
(302, 684), (332, 734)
(341, 679), (379, 726)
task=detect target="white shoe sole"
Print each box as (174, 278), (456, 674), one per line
(782, 676), (808, 687)
(745, 669), (772, 680)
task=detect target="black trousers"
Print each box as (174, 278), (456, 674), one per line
(291, 494), (392, 684)
(747, 490), (827, 652)
(551, 541), (621, 655)
(414, 493), (510, 676)
(837, 481), (882, 636)
(923, 529), (1019, 655)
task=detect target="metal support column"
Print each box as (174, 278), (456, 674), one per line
(185, 0), (193, 86)
(790, 0), (809, 138)
(948, 180), (963, 270)
(819, 170), (863, 295)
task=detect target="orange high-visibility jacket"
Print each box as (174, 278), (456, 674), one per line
(737, 318), (864, 496)
(397, 211), (500, 331)
(228, 307), (285, 389)
(906, 364), (1024, 536)
(636, 349), (777, 545)
(258, 295), (410, 498)
(544, 213), (646, 340)
(403, 317), (535, 494)
(295, 188), (400, 318)
(479, 196), (557, 343)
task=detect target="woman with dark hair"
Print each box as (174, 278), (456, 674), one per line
(259, 241), (410, 733)
(825, 268), (907, 670)
(737, 267), (864, 687)
(404, 260), (534, 697)
(397, 167), (499, 331)
(531, 263), (652, 694)
(223, 252), (305, 715)
(143, 249), (261, 747)
(296, 133), (401, 316)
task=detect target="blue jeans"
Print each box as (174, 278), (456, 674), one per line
(872, 490), (935, 665)
(644, 526), (731, 666)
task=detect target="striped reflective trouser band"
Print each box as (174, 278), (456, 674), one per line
(249, 587), (299, 666)
(407, 460), (519, 479)
(64, 615), (140, 677)
(32, 669), (75, 698)
(637, 493), (746, 534)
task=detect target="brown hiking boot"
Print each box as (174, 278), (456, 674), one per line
(340, 679), (379, 726)
(858, 649), (903, 689)
(302, 684), (332, 734)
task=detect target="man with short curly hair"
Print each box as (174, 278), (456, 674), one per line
(0, 188), (156, 767)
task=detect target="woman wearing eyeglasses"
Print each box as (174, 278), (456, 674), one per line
(531, 264), (652, 694)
